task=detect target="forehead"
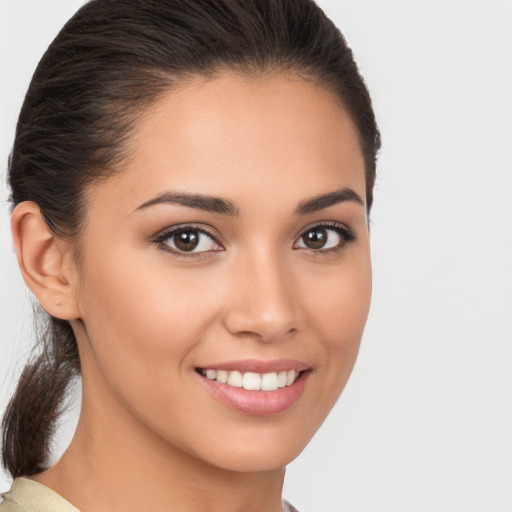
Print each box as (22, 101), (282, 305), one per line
(90, 72), (366, 215)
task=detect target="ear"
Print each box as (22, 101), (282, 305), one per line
(11, 201), (80, 320)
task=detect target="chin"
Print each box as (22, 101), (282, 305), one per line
(182, 423), (317, 474)
(205, 446), (303, 473)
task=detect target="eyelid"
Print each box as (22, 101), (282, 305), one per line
(152, 223), (224, 256)
(296, 220), (355, 240)
(151, 220), (355, 257)
(293, 220), (356, 252)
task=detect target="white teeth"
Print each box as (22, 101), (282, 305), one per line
(277, 371), (287, 388)
(227, 370), (243, 388)
(217, 370), (228, 383)
(261, 372), (278, 391)
(200, 368), (300, 391)
(286, 370), (296, 386)
(243, 372), (261, 390)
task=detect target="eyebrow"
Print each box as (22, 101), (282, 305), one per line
(295, 187), (364, 215)
(134, 187), (363, 216)
(134, 192), (239, 216)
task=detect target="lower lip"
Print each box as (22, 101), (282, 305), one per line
(198, 371), (310, 416)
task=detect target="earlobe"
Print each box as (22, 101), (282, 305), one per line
(11, 201), (80, 320)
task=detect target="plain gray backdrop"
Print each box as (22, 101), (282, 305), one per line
(1, 1), (511, 511)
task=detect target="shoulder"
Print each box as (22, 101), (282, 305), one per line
(0, 497), (23, 512)
(283, 498), (301, 512)
(2, 480), (300, 512)
(1, 478), (80, 512)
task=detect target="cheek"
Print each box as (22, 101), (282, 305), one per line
(301, 249), (372, 391)
(76, 248), (223, 403)
(80, 248), (218, 349)
(75, 251), (226, 445)
(305, 247), (371, 337)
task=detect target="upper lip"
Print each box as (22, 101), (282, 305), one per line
(196, 359), (311, 374)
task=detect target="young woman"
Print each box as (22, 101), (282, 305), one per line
(0, 0), (380, 510)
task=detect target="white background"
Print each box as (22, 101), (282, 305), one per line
(0, 1), (511, 511)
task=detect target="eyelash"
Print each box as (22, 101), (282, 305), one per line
(153, 224), (221, 258)
(294, 221), (356, 256)
(152, 222), (356, 258)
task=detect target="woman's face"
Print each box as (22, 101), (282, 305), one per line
(72, 72), (371, 472)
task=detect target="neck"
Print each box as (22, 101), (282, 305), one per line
(34, 390), (286, 512)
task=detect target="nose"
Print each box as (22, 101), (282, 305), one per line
(223, 250), (299, 342)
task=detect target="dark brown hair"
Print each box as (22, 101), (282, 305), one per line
(2, 0), (380, 478)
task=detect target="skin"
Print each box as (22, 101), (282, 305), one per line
(12, 72), (371, 512)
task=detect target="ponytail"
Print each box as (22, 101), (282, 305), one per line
(2, 315), (80, 478)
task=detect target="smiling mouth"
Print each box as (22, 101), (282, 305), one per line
(196, 368), (300, 391)
(195, 363), (311, 415)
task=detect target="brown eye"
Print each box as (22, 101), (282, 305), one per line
(173, 230), (199, 251)
(301, 228), (329, 249)
(295, 225), (350, 252)
(157, 227), (221, 254)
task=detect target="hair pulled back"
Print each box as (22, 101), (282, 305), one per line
(3, 0), (380, 478)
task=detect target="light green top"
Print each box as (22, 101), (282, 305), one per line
(0, 478), (80, 512)
(1, 477), (299, 511)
